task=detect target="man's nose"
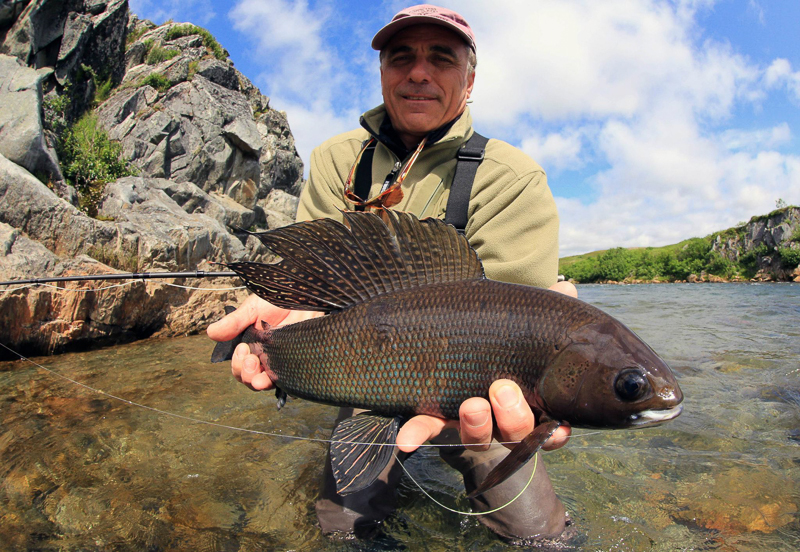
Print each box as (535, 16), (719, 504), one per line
(407, 59), (432, 83)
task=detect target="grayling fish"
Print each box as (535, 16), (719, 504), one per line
(213, 209), (683, 497)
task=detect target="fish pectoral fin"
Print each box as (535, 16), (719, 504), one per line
(330, 413), (401, 496)
(466, 420), (562, 499)
(210, 306), (242, 363)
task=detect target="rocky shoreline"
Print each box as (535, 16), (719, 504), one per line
(580, 266), (800, 285)
(0, 1), (303, 358)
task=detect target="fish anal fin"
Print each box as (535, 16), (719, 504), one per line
(466, 420), (561, 499)
(276, 388), (288, 410)
(330, 413), (401, 496)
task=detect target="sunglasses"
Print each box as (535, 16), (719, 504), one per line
(344, 136), (428, 210)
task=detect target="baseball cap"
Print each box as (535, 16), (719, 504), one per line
(371, 4), (476, 52)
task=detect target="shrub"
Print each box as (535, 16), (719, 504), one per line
(59, 113), (137, 217)
(778, 247), (800, 268)
(562, 257), (600, 283)
(139, 73), (173, 92)
(146, 46), (180, 65)
(597, 248), (635, 282)
(165, 24), (226, 60)
(126, 26), (149, 47)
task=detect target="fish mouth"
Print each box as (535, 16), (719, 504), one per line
(627, 404), (683, 427)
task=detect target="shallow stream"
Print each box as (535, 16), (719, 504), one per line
(1, 283), (799, 550)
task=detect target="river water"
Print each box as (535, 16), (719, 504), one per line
(1, 283), (798, 551)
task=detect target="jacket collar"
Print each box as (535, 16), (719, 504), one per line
(360, 105), (473, 159)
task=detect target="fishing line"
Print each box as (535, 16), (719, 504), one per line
(395, 451), (538, 515)
(0, 341), (566, 449)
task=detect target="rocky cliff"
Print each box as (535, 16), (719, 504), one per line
(711, 206), (800, 282)
(0, 0), (305, 358)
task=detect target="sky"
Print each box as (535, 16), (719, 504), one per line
(128, 0), (800, 257)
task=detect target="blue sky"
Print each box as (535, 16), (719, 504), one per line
(129, 0), (800, 257)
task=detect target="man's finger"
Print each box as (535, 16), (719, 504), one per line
(396, 415), (451, 453)
(459, 397), (493, 451)
(207, 295), (290, 342)
(230, 342), (251, 381)
(488, 379), (535, 447)
(549, 280), (578, 298)
(207, 296), (258, 341)
(542, 424), (571, 451)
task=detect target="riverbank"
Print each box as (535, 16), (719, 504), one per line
(574, 268), (800, 285)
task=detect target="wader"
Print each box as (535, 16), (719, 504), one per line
(315, 409), (568, 541)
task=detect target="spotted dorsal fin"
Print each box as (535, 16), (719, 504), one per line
(227, 209), (484, 312)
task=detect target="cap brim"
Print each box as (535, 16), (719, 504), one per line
(371, 15), (475, 51)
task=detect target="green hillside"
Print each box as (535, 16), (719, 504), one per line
(558, 206), (800, 283)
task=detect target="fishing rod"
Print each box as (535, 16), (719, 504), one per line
(0, 270), (239, 287)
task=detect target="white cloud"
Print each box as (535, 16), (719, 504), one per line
(520, 128), (586, 173)
(720, 123), (792, 152)
(460, 0), (758, 125)
(229, 0), (337, 104)
(765, 59), (800, 102)
(270, 100), (361, 176)
(748, 0), (766, 26)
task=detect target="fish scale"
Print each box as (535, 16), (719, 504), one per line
(258, 279), (600, 420)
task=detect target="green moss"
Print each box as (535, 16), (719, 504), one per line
(146, 46), (180, 65)
(164, 24), (226, 60)
(187, 59), (199, 80)
(126, 26), (150, 47)
(88, 243), (140, 272)
(139, 73), (173, 92)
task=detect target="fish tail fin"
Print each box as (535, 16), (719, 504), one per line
(466, 420), (561, 499)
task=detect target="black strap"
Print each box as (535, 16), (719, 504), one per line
(353, 140), (376, 211)
(444, 132), (488, 233)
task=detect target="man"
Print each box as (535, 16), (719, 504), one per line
(208, 4), (575, 544)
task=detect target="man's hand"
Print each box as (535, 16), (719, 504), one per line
(206, 295), (321, 391)
(394, 281), (577, 453)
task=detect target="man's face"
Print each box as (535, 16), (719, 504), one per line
(380, 25), (475, 149)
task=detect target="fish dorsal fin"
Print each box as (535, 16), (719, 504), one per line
(227, 209), (484, 312)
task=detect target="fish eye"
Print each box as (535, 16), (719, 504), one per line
(614, 369), (650, 402)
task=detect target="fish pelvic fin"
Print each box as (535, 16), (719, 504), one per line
(226, 209), (485, 313)
(329, 412), (402, 496)
(466, 420), (561, 499)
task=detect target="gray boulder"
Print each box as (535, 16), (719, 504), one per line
(0, 54), (65, 191)
(2, 0), (128, 117)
